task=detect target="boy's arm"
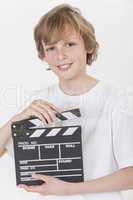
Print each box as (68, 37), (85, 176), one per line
(70, 166), (133, 194)
(19, 166), (133, 195)
(0, 119), (13, 151)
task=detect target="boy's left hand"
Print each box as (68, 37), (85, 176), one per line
(19, 174), (72, 196)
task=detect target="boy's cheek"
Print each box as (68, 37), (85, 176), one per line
(46, 55), (57, 65)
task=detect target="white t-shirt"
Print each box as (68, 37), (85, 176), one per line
(5, 80), (133, 200)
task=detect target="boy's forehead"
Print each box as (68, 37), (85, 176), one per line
(45, 31), (80, 45)
(45, 26), (80, 46)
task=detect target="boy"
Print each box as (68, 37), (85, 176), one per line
(0, 4), (133, 200)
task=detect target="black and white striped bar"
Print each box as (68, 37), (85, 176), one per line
(12, 108), (84, 186)
(12, 108), (81, 130)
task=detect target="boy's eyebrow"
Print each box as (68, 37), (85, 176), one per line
(46, 43), (56, 46)
(46, 38), (77, 45)
(45, 41), (58, 46)
(42, 40), (57, 48)
(44, 36), (79, 47)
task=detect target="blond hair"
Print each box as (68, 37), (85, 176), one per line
(34, 4), (99, 65)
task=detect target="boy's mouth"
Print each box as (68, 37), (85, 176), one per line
(57, 63), (73, 71)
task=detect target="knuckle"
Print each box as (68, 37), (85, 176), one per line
(32, 100), (37, 104)
(32, 99), (40, 105)
(23, 108), (31, 116)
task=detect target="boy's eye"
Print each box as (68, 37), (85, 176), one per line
(67, 42), (76, 47)
(46, 46), (55, 52)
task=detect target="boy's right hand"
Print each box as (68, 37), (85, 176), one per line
(11, 99), (62, 125)
(0, 100), (61, 153)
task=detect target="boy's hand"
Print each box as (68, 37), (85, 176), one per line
(11, 99), (62, 124)
(19, 174), (72, 196)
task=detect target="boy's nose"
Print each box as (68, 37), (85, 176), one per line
(56, 48), (67, 61)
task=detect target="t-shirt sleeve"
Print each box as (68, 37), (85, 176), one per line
(112, 88), (133, 169)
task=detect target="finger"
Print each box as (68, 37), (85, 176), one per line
(31, 105), (53, 124)
(32, 173), (52, 182)
(31, 100), (58, 122)
(28, 109), (47, 124)
(37, 103), (57, 122)
(18, 184), (32, 192)
(40, 100), (62, 113)
(19, 184), (41, 193)
(22, 185), (44, 193)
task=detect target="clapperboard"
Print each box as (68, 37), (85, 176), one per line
(12, 108), (84, 186)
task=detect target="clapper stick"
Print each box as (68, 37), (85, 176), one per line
(12, 108), (84, 186)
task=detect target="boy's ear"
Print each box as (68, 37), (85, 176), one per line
(87, 48), (94, 54)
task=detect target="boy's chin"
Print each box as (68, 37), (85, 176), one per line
(58, 72), (79, 81)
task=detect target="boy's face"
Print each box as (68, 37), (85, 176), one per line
(42, 27), (88, 81)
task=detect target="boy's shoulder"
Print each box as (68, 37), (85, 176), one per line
(102, 80), (133, 115)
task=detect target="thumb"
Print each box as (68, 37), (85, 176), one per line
(32, 173), (51, 182)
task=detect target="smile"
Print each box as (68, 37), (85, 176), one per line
(57, 63), (73, 71)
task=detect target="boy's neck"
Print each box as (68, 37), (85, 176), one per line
(59, 74), (99, 96)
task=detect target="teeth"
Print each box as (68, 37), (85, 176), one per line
(58, 63), (72, 70)
(59, 64), (69, 69)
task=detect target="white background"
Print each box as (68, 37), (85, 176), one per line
(0, 0), (133, 199)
